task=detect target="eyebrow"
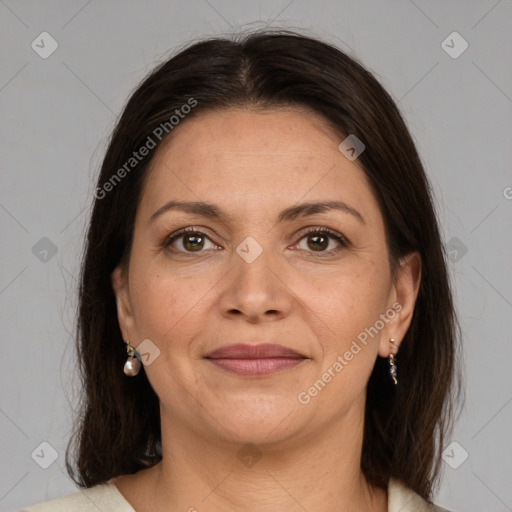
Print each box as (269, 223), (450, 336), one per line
(148, 199), (365, 226)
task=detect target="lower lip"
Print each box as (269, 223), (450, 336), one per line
(206, 357), (306, 376)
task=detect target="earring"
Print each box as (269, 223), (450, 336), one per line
(123, 340), (141, 376)
(388, 338), (398, 385)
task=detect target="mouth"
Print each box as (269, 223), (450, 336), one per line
(204, 343), (308, 376)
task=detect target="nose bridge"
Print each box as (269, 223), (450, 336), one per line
(220, 234), (291, 320)
(234, 234), (277, 297)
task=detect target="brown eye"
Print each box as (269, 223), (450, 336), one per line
(307, 233), (329, 251)
(181, 233), (205, 251)
(295, 228), (347, 255)
(163, 228), (218, 253)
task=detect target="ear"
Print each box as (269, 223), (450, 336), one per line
(378, 252), (422, 357)
(111, 265), (137, 342)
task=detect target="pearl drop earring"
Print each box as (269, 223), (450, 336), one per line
(123, 340), (141, 376)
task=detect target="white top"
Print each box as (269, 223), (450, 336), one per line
(20, 477), (452, 511)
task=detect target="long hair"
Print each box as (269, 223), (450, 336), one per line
(66, 28), (462, 501)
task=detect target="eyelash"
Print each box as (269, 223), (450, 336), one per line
(161, 226), (348, 257)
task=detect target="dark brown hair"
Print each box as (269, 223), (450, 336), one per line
(66, 28), (462, 501)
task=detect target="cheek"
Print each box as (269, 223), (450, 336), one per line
(307, 269), (388, 401)
(129, 263), (207, 341)
(305, 260), (389, 356)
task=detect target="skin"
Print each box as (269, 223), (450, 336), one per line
(111, 107), (421, 512)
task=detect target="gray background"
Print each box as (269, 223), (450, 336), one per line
(1, 1), (511, 511)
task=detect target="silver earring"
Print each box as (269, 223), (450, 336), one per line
(388, 338), (398, 385)
(123, 340), (141, 376)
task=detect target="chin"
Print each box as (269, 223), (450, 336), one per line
(203, 396), (309, 446)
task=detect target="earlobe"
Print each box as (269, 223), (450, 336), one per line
(111, 265), (136, 341)
(378, 252), (422, 357)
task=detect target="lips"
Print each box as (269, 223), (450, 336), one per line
(204, 343), (308, 376)
(205, 343), (305, 359)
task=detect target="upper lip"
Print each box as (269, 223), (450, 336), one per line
(205, 343), (306, 359)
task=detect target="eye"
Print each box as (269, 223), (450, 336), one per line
(162, 227), (219, 253)
(161, 226), (347, 256)
(294, 227), (347, 255)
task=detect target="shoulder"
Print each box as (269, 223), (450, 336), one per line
(388, 477), (453, 512)
(20, 481), (135, 512)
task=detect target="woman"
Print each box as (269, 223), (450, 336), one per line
(22, 29), (461, 512)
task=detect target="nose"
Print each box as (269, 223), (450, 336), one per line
(217, 242), (294, 323)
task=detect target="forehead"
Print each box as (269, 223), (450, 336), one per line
(140, 107), (381, 223)
(152, 106), (343, 170)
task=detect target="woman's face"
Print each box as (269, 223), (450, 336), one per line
(112, 107), (420, 446)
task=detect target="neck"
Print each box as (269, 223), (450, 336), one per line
(144, 401), (387, 512)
